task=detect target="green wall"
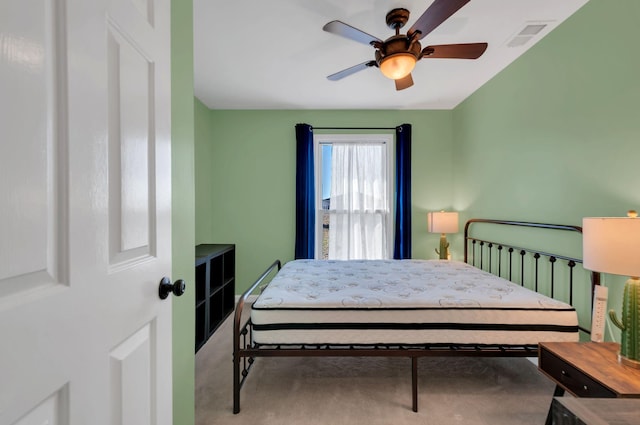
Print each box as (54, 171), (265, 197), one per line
(452, 0), (640, 339)
(171, 0), (195, 424)
(194, 98), (217, 241)
(194, 107), (455, 293)
(453, 0), (640, 223)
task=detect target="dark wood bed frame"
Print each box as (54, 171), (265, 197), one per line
(232, 219), (601, 413)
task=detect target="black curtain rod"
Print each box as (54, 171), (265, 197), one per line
(313, 126), (397, 130)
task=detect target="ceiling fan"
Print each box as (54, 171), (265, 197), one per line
(322, 0), (488, 91)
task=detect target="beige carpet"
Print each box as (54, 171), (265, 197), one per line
(195, 312), (556, 425)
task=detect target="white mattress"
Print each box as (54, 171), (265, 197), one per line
(251, 260), (579, 345)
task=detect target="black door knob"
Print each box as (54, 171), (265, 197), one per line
(159, 277), (186, 299)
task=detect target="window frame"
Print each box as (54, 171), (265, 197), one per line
(312, 133), (395, 259)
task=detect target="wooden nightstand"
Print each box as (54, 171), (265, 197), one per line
(538, 342), (640, 425)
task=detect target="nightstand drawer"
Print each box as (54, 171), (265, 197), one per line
(540, 350), (616, 398)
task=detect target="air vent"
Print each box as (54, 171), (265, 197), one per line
(519, 24), (547, 35)
(506, 23), (549, 48)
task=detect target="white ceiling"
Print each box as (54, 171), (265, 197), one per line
(193, 0), (588, 110)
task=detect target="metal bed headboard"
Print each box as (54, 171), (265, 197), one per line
(464, 219), (601, 335)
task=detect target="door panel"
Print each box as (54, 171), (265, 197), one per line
(107, 25), (154, 264)
(0, 0), (67, 296)
(110, 323), (154, 425)
(12, 387), (68, 425)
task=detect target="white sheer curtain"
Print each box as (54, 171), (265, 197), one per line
(328, 142), (390, 260)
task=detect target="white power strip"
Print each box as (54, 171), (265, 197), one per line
(591, 285), (608, 342)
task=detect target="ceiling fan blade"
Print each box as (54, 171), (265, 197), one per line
(421, 43), (488, 59)
(395, 73), (414, 91)
(327, 61), (376, 81)
(407, 0), (470, 40)
(323, 20), (382, 46)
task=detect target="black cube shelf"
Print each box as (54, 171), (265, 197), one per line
(195, 244), (235, 352)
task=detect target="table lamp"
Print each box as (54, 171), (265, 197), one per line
(428, 211), (459, 260)
(583, 211), (640, 368)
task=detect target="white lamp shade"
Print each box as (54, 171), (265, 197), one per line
(583, 217), (640, 277)
(428, 211), (459, 234)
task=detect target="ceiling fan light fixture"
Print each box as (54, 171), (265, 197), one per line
(379, 53), (416, 80)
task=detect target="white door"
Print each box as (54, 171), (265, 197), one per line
(0, 0), (173, 424)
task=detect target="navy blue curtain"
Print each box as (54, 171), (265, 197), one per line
(294, 124), (315, 259)
(394, 124), (412, 259)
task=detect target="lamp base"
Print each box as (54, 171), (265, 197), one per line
(608, 277), (640, 369)
(618, 353), (640, 369)
(436, 234), (449, 260)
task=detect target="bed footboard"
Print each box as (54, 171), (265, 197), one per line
(233, 260), (281, 414)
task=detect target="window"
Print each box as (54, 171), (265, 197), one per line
(313, 134), (394, 260)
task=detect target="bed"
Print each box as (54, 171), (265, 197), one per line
(233, 219), (601, 414)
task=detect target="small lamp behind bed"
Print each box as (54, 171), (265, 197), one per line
(583, 210), (640, 369)
(428, 211), (459, 260)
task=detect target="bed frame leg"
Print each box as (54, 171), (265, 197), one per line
(412, 357), (418, 412)
(233, 354), (240, 414)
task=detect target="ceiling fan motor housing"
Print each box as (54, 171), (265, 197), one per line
(375, 35), (422, 67)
